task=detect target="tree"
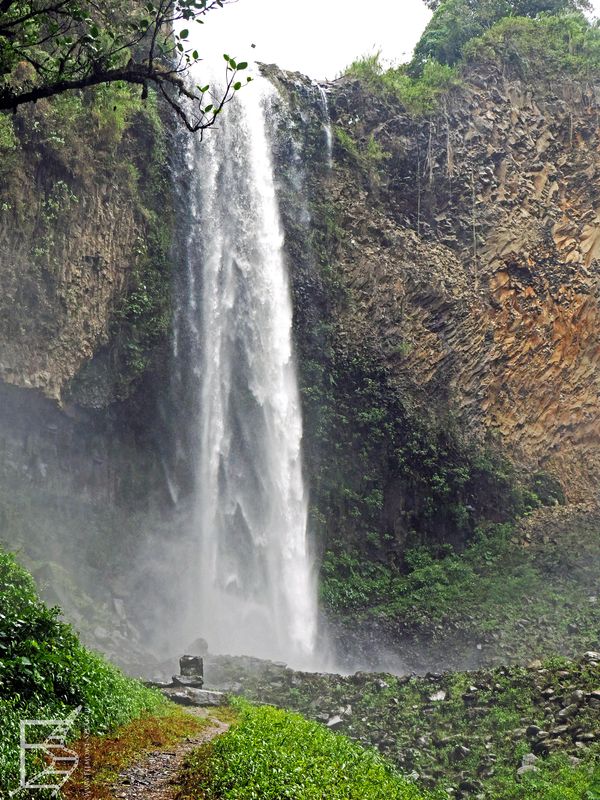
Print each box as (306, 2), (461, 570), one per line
(413, 0), (593, 72)
(423, 0), (590, 9)
(0, 0), (250, 132)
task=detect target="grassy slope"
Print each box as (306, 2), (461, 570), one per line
(231, 656), (600, 799)
(325, 511), (600, 667)
(177, 701), (432, 800)
(0, 548), (166, 794)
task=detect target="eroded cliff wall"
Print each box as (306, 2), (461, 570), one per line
(325, 62), (600, 503)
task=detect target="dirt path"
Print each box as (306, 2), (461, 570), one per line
(111, 709), (229, 800)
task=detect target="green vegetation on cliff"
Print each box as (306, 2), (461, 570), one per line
(311, 0), (600, 664)
(322, 512), (600, 665)
(0, 78), (174, 404)
(412, 0), (592, 71)
(0, 548), (164, 793)
(344, 1), (600, 116)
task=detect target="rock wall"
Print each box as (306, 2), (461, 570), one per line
(0, 59), (598, 666)
(0, 93), (172, 406)
(324, 62), (600, 502)
(0, 92), (175, 668)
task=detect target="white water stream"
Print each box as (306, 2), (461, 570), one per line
(174, 74), (317, 664)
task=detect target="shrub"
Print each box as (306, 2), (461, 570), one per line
(411, 0), (592, 72)
(463, 11), (600, 77)
(344, 53), (460, 115)
(0, 549), (164, 793)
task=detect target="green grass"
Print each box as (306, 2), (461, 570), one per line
(177, 701), (433, 800)
(0, 548), (165, 794)
(230, 658), (600, 800)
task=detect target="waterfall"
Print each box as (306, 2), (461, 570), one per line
(173, 74), (317, 664)
(317, 85), (333, 169)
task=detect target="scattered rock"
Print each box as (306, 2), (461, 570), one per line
(517, 765), (539, 778)
(430, 690), (447, 702)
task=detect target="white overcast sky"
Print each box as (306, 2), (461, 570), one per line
(196, 0), (600, 81)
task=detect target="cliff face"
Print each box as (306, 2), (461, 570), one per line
(324, 62), (600, 503)
(0, 55), (598, 669)
(0, 91), (171, 406)
(256, 59), (600, 668)
(0, 91), (174, 668)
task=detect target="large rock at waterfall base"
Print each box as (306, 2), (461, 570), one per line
(180, 654), (204, 678)
(163, 686), (226, 707)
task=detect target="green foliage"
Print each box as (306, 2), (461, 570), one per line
(345, 53), (460, 115)
(177, 701), (432, 800)
(0, 549), (164, 793)
(321, 512), (600, 663)
(411, 0), (592, 72)
(0, 111), (16, 150)
(463, 11), (600, 77)
(510, 757), (600, 800)
(334, 126), (389, 176)
(0, 0), (243, 131)
(345, 2), (599, 111)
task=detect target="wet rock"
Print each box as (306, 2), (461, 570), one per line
(517, 764), (539, 778)
(172, 674), (204, 689)
(163, 687), (225, 707)
(430, 690), (447, 702)
(180, 655), (204, 678)
(450, 745), (471, 762)
(583, 652), (600, 663)
(521, 753), (538, 766)
(557, 703), (579, 720)
(569, 689), (585, 705)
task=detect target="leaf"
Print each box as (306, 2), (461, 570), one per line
(237, 61), (248, 70)
(180, 28), (189, 39)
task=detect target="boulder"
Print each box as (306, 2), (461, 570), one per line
(180, 654), (204, 678)
(172, 674), (204, 689)
(163, 686), (225, 707)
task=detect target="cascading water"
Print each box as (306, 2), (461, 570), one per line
(317, 85), (333, 169)
(173, 72), (317, 665)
